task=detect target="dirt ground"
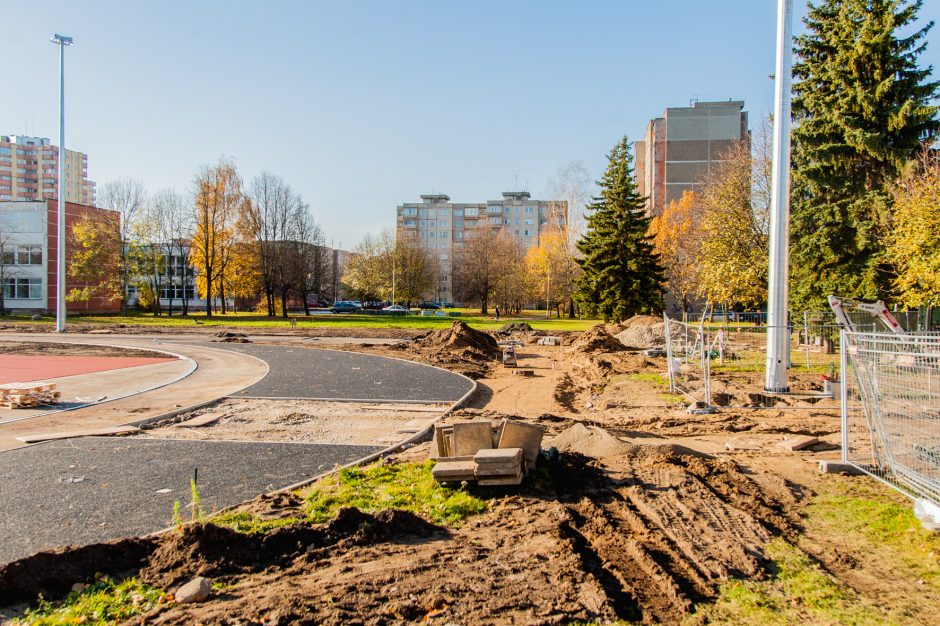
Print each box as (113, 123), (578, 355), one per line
(0, 341), (167, 359)
(1, 322), (937, 624)
(135, 398), (446, 447)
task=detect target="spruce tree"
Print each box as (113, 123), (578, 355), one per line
(790, 0), (939, 310)
(575, 136), (664, 321)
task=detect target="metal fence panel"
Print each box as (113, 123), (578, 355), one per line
(842, 330), (940, 505)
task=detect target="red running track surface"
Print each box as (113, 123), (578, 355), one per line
(0, 355), (178, 385)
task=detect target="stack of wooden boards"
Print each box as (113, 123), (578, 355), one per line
(0, 383), (60, 409)
(431, 419), (544, 486)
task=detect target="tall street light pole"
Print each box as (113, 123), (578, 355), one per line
(51, 33), (73, 334)
(765, 0), (793, 392)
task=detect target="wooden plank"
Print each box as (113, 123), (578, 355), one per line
(16, 425), (141, 443)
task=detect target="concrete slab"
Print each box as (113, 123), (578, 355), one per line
(15, 426), (140, 443)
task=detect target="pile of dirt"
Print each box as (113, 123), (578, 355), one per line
(566, 325), (627, 354)
(615, 320), (666, 350)
(496, 322), (534, 335)
(417, 321), (500, 356)
(549, 423), (710, 459)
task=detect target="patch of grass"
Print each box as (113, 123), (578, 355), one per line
(212, 510), (301, 534)
(303, 460), (488, 526)
(690, 538), (884, 625)
(16, 577), (166, 626)
(11, 310), (598, 332)
(627, 372), (670, 387)
(806, 478), (940, 591)
(658, 392), (687, 405)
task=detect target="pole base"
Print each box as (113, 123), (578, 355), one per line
(764, 386), (790, 393)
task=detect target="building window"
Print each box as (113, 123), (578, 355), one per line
(465, 208), (478, 216)
(514, 229), (520, 236)
(439, 219), (447, 226)
(3, 277), (42, 300)
(453, 231), (463, 239)
(403, 207), (417, 216)
(525, 218), (534, 225)
(525, 207), (534, 213)
(524, 229), (530, 236)
(438, 209), (448, 216)
(503, 219), (510, 225)
(453, 208), (464, 216)
(3, 245), (42, 265)
(439, 231), (448, 238)
(514, 207), (520, 213)
(514, 218), (520, 225)
(503, 207), (510, 213)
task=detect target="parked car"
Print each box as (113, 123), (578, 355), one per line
(306, 296), (330, 308)
(330, 301), (362, 314)
(362, 300), (388, 311)
(382, 305), (408, 312)
(418, 301), (442, 310)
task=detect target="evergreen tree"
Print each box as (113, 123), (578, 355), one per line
(575, 136), (664, 321)
(790, 0), (939, 310)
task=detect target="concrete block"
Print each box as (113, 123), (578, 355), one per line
(476, 463), (522, 477)
(478, 471), (523, 486)
(779, 436), (820, 452)
(818, 460), (864, 475)
(474, 448), (523, 464)
(497, 420), (544, 466)
(453, 421), (494, 456)
(432, 460), (478, 479)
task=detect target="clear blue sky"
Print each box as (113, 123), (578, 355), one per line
(3, 1), (938, 248)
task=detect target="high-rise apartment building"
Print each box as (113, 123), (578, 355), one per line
(635, 101), (748, 216)
(0, 135), (96, 205)
(396, 191), (567, 304)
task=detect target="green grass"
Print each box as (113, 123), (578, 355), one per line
(690, 539), (884, 625)
(805, 479), (940, 591)
(304, 460), (488, 526)
(211, 510), (302, 534)
(6, 310), (598, 332)
(15, 577), (166, 626)
(626, 372), (670, 387)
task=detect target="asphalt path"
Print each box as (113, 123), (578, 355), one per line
(216, 344), (475, 403)
(0, 437), (381, 565)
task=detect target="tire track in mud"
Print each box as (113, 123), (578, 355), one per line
(551, 451), (796, 624)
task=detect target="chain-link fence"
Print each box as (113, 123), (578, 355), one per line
(842, 330), (940, 504)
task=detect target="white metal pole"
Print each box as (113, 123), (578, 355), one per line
(765, 0), (793, 392)
(52, 34), (73, 333)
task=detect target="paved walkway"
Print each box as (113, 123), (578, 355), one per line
(0, 335), (267, 451)
(0, 334), (474, 564)
(218, 344), (475, 403)
(0, 437), (381, 564)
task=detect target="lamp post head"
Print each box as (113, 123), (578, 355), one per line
(51, 34), (74, 46)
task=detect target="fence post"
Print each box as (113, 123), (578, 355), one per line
(840, 328), (849, 464)
(663, 311), (675, 393)
(804, 311), (811, 369)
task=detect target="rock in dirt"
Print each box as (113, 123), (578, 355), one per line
(566, 325), (627, 354)
(175, 576), (212, 603)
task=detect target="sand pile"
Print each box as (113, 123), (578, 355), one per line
(549, 423), (634, 457)
(616, 320), (666, 349)
(566, 325), (627, 354)
(418, 321), (500, 357)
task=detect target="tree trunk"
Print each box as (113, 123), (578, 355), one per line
(205, 273), (213, 318)
(281, 288), (289, 318)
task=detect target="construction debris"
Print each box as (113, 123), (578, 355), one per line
(0, 383), (60, 409)
(537, 336), (562, 346)
(778, 435), (820, 451)
(432, 419), (544, 485)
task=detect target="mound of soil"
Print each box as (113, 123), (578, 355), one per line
(418, 321), (500, 357)
(0, 508), (443, 609)
(549, 423), (710, 460)
(622, 314), (662, 328)
(496, 322), (534, 335)
(615, 321), (666, 350)
(567, 325), (627, 354)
